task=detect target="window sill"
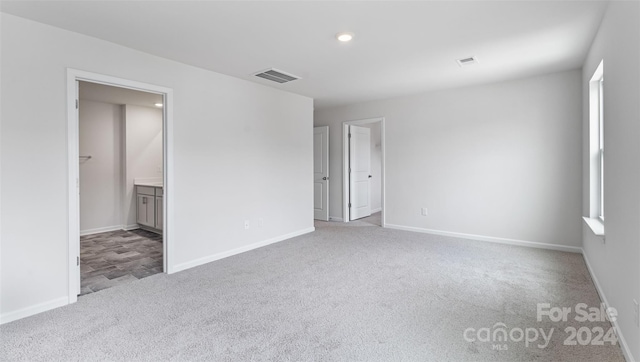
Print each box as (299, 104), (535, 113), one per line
(583, 217), (605, 237)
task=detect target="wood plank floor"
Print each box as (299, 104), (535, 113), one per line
(80, 229), (163, 296)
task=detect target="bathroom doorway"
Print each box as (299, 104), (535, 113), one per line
(78, 81), (164, 295)
(67, 69), (173, 302)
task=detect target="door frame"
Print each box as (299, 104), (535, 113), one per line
(313, 126), (330, 221)
(342, 117), (386, 225)
(66, 69), (175, 304)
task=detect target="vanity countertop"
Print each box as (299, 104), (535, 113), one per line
(134, 182), (163, 188)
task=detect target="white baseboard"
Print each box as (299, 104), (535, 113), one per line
(329, 216), (344, 222)
(582, 253), (635, 362)
(80, 225), (123, 236)
(123, 224), (140, 231)
(0, 296), (68, 325)
(371, 207), (382, 213)
(172, 227), (316, 273)
(384, 224), (583, 254)
(80, 224), (140, 236)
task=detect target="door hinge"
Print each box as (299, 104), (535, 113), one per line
(77, 256), (80, 266)
(348, 203), (352, 208)
(348, 133), (351, 138)
(76, 99), (79, 109)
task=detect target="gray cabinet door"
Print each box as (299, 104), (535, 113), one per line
(137, 194), (156, 228)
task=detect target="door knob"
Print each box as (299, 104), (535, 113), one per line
(368, 175), (372, 178)
(323, 177), (329, 180)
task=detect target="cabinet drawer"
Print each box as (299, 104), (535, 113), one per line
(137, 186), (155, 196)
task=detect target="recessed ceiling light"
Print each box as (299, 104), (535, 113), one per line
(336, 32), (354, 42)
(155, 103), (163, 107)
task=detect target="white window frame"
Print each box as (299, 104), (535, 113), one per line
(597, 76), (604, 221)
(584, 60), (605, 238)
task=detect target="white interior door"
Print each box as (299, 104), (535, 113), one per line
(76, 80), (81, 295)
(349, 125), (371, 220)
(313, 126), (329, 221)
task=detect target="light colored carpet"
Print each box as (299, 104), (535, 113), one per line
(1, 221), (624, 361)
(354, 211), (382, 226)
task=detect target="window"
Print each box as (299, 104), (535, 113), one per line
(585, 60), (604, 236)
(597, 74), (604, 220)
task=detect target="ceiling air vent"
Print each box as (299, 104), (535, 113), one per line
(254, 68), (300, 84)
(456, 56), (478, 67)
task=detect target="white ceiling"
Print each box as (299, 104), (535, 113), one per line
(79, 81), (163, 108)
(1, 1), (608, 109)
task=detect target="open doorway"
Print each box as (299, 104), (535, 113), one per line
(67, 69), (173, 303)
(78, 81), (164, 295)
(342, 117), (385, 226)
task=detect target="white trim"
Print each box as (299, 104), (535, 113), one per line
(582, 217), (605, 238)
(0, 297), (68, 325)
(582, 253), (635, 362)
(66, 73), (80, 305)
(80, 225), (124, 236)
(163, 89), (175, 274)
(329, 216), (344, 222)
(172, 227), (315, 273)
(342, 117), (386, 227)
(588, 60), (605, 220)
(384, 223), (583, 254)
(80, 224), (140, 235)
(313, 126), (330, 221)
(67, 69), (175, 306)
(371, 207), (382, 214)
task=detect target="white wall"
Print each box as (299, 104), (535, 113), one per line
(581, 1), (640, 360)
(0, 13), (313, 321)
(124, 104), (163, 227)
(78, 100), (123, 233)
(315, 70), (583, 249)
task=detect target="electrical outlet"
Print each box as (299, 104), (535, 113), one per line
(421, 207), (428, 216)
(633, 299), (639, 327)
(244, 220), (250, 230)
(259, 218), (264, 227)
